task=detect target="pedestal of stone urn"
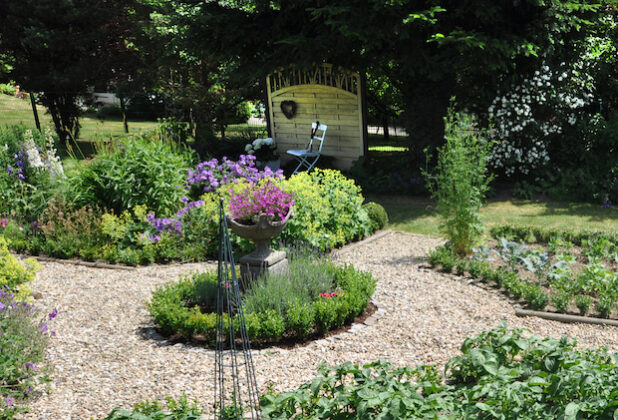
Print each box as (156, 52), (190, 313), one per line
(226, 209), (292, 286)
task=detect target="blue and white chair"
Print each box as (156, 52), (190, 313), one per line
(286, 122), (327, 174)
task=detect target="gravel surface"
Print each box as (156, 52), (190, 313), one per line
(19, 231), (618, 419)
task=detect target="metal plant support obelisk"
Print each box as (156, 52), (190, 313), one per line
(214, 201), (261, 420)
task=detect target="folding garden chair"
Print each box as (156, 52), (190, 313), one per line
(286, 122), (327, 174)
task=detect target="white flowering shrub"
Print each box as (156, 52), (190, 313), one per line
(487, 61), (595, 177)
(244, 137), (278, 161)
(0, 126), (64, 221)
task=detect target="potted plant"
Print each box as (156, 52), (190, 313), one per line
(244, 137), (280, 170)
(227, 181), (294, 282)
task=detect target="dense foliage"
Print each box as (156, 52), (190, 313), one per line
(362, 202), (389, 231)
(100, 396), (202, 420)
(262, 324), (618, 419)
(148, 253), (376, 344)
(0, 138), (378, 264)
(65, 135), (193, 215)
(279, 169), (371, 251)
(0, 237), (40, 302)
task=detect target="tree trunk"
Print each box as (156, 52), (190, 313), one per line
(382, 116), (390, 141)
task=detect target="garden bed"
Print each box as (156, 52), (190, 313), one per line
(147, 252), (377, 348)
(429, 224), (618, 321)
(20, 231), (618, 419)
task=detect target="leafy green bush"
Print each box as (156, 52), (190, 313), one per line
(0, 289), (55, 418)
(286, 298), (314, 339)
(551, 291), (572, 313)
(575, 294), (591, 315)
(279, 169), (371, 251)
(597, 295), (614, 318)
(262, 323), (618, 419)
(64, 134), (194, 215)
(425, 112), (493, 255)
(362, 202), (389, 231)
(523, 284), (549, 310)
(0, 236), (40, 301)
(148, 254), (376, 344)
(0, 83), (17, 96)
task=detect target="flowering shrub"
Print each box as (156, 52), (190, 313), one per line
(0, 126), (63, 221)
(186, 154), (282, 193)
(278, 169), (371, 250)
(243, 137), (278, 161)
(487, 57), (595, 178)
(0, 236), (40, 301)
(0, 289), (56, 418)
(146, 155), (284, 251)
(229, 181), (294, 223)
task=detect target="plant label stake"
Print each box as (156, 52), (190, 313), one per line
(214, 200), (261, 419)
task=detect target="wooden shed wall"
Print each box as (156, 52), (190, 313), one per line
(267, 84), (364, 169)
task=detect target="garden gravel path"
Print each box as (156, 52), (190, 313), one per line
(20, 231), (618, 419)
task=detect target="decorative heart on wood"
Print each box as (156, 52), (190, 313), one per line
(280, 100), (297, 119)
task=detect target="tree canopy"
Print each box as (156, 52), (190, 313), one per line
(172, 0), (604, 159)
(0, 0), (142, 140)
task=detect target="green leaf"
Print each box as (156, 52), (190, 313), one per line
(564, 402), (580, 420)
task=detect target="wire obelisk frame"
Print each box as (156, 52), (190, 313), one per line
(214, 200), (260, 420)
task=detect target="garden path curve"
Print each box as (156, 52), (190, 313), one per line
(21, 232), (618, 419)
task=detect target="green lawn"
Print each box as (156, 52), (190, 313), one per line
(0, 94), (158, 141)
(372, 195), (618, 237)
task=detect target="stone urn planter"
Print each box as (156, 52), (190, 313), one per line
(226, 208), (293, 284)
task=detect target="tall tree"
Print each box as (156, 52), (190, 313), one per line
(0, 0), (141, 141)
(173, 0), (602, 162)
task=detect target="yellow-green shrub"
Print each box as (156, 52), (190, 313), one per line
(277, 169), (371, 250)
(0, 236), (40, 300)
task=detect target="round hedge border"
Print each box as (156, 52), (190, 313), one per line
(147, 261), (377, 346)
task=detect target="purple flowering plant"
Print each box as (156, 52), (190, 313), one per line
(186, 154), (283, 193)
(229, 181), (294, 223)
(147, 155), (284, 238)
(0, 287), (57, 416)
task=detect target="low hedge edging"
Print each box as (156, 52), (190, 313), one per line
(148, 256), (376, 345)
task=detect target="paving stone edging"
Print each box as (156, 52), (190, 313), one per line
(30, 255), (136, 270)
